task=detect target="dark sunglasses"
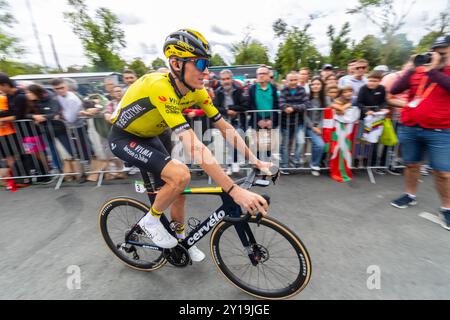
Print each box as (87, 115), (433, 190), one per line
(182, 58), (210, 72)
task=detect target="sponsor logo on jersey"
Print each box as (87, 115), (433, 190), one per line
(113, 98), (155, 130)
(203, 99), (210, 105)
(164, 104), (180, 114)
(110, 143), (117, 151)
(130, 142), (137, 149)
(159, 96), (167, 102)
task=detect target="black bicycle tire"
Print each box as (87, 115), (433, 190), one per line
(99, 197), (167, 271)
(210, 216), (311, 300)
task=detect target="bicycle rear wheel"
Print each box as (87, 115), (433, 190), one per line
(210, 216), (311, 300)
(99, 197), (167, 271)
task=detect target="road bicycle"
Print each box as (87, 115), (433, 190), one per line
(99, 166), (311, 299)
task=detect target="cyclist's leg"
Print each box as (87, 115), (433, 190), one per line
(154, 159), (190, 222)
(109, 129), (189, 224)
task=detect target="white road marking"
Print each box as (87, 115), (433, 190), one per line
(419, 212), (443, 226)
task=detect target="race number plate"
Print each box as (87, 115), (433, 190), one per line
(135, 180), (146, 193)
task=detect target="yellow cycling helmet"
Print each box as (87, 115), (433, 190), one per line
(163, 29), (211, 59)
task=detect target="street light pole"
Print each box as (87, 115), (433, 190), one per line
(25, 0), (48, 72)
(49, 34), (63, 72)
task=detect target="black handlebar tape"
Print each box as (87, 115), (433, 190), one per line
(223, 214), (251, 224)
(262, 194), (271, 205)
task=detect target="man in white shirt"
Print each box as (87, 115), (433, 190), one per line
(52, 78), (83, 126)
(52, 78), (91, 182)
(338, 59), (358, 88)
(298, 67), (311, 96)
(339, 59), (369, 100)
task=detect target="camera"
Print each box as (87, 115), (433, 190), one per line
(414, 52), (433, 67)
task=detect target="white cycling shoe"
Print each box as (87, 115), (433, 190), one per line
(188, 245), (206, 262)
(138, 220), (178, 249)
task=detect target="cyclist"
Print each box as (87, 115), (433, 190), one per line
(108, 29), (271, 262)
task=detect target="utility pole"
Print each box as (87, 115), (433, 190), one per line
(49, 34), (63, 72)
(25, 0), (48, 72)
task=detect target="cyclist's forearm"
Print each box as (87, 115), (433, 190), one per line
(180, 131), (234, 191)
(218, 121), (259, 165)
(200, 153), (235, 191)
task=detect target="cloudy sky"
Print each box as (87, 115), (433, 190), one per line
(6, 0), (449, 69)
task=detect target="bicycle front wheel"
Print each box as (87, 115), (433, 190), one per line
(99, 197), (167, 271)
(210, 216), (311, 300)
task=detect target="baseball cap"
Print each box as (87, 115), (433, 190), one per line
(374, 65), (389, 73)
(431, 35), (450, 49)
(322, 64), (333, 70)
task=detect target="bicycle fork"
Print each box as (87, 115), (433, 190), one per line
(227, 207), (264, 266)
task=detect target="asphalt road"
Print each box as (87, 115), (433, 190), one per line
(0, 171), (449, 300)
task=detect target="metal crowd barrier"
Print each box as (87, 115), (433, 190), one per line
(0, 107), (402, 190)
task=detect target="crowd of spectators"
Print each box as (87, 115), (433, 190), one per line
(0, 34), (449, 229)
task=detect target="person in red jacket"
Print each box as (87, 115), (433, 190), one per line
(390, 35), (450, 231)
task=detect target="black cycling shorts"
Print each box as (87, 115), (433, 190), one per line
(108, 126), (172, 184)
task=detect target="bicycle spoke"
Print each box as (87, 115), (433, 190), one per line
(261, 264), (294, 284)
(218, 246), (246, 256)
(213, 217), (310, 298)
(260, 265), (290, 288)
(102, 202), (165, 268)
(269, 256), (300, 260)
(239, 263), (252, 280)
(117, 206), (131, 228)
(222, 233), (247, 253)
(266, 259), (299, 276)
(265, 236), (290, 251)
(260, 264), (277, 290)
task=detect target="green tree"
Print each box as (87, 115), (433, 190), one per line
(386, 33), (414, 68)
(347, 0), (417, 66)
(415, 31), (442, 53)
(64, 0), (126, 72)
(210, 53), (227, 67)
(327, 22), (352, 69)
(232, 35), (270, 65)
(426, 4), (449, 34)
(416, 7), (450, 53)
(0, 60), (44, 76)
(127, 58), (148, 77)
(151, 57), (167, 70)
(0, 0), (22, 59)
(273, 21), (322, 76)
(272, 18), (288, 38)
(0, 0), (26, 75)
(351, 35), (383, 68)
(66, 65), (94, 73)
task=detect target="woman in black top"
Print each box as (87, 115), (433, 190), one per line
(25, 84), (70, 171)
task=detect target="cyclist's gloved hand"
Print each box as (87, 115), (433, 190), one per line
(230, 187), (269, 216)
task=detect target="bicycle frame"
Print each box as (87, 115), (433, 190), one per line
(124, 171), (258, 254)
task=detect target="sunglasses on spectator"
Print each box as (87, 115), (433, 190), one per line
(181, 58), (210, 72)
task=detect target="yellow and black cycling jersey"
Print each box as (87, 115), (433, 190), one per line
(111, 72), (222, 138)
